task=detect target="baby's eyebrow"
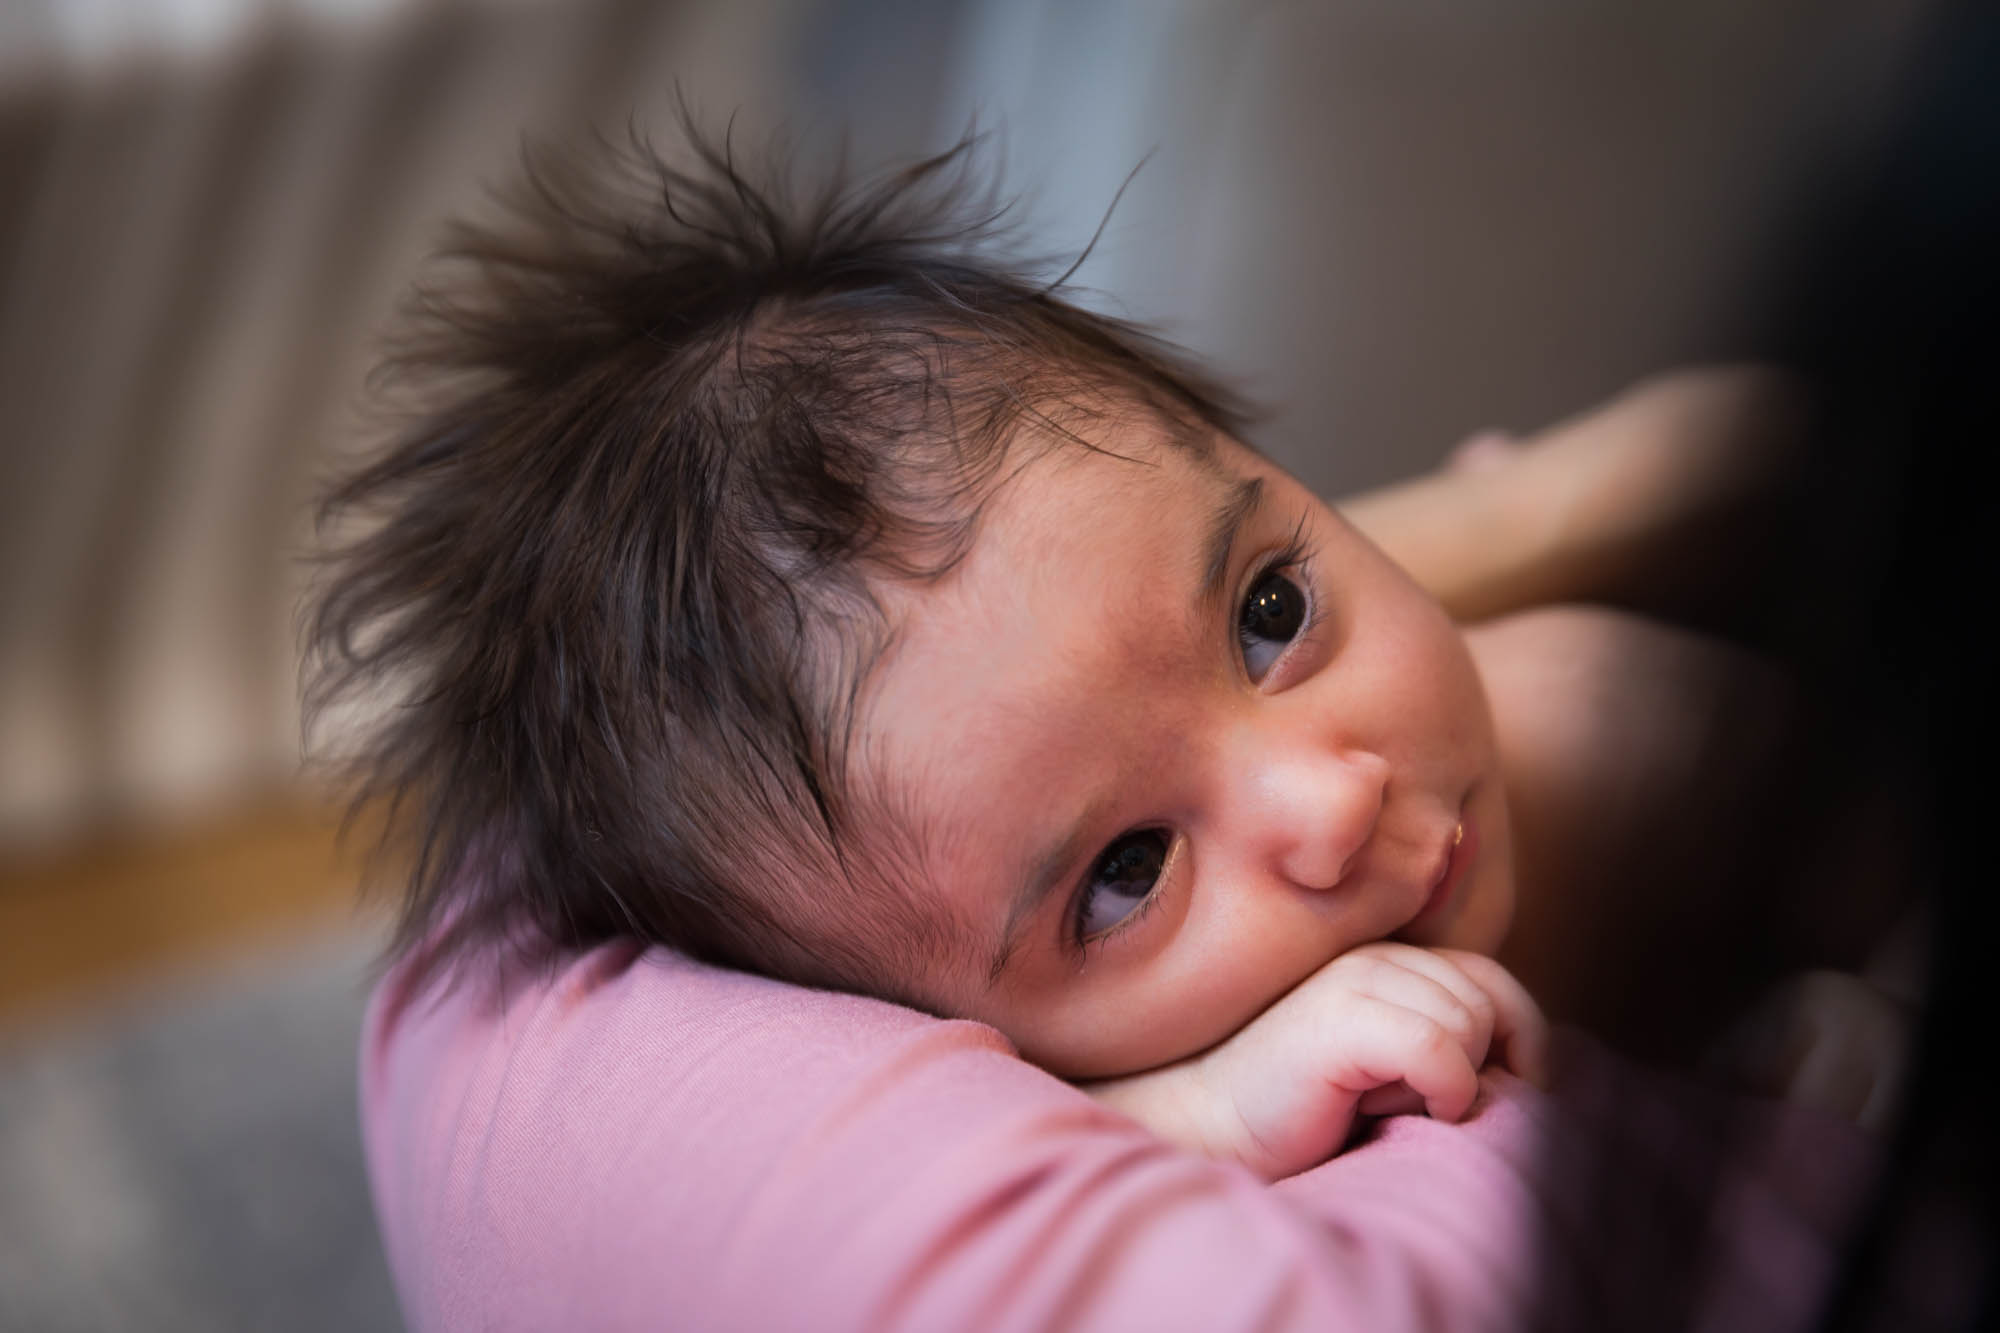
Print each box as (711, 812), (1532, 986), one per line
(1197, 475), (1265, 614)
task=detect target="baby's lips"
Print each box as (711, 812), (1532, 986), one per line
(1401, 809), (1475, 938)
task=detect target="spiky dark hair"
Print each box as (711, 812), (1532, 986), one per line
(305, 121), (1247, 1001)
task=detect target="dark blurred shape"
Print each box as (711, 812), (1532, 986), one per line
(1760, 0), (2000, 1326)
(1502, 1), (2000, 1326)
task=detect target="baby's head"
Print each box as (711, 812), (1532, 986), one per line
(311, 129), (1513, 1079)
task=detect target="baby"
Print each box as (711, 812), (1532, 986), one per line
(310, 129), (1875, 1182)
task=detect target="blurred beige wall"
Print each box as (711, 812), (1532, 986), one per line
(0, 0), (1932, 855)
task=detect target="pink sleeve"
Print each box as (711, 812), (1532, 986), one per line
(361, 940), (1874, 1332)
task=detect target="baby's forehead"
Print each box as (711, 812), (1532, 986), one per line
(946, 413), (1239, 589)
(869, 420), (1238, 699)
(860, 413), (1258, 725)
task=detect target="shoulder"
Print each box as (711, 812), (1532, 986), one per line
(359, 940), (1018, 1330)
(355, 936), (1557, 1331)
(1466, 603), (1791, 798)
(354, 922), (1868, 1332)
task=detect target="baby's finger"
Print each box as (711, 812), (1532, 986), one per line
(1336, 957), (1494, 1070)
(1432, 950), (1550, 1089)
(1341, 943), (1499, 1060)
(1333, 998), (1482, 1124)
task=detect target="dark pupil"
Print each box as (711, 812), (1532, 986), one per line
(1098, 832), (1166, 894)
(1241, 573), (1305, 643)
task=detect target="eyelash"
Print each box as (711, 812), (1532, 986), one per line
(1240, 521), (1325, 677)
(1070, 519), (1325, 955)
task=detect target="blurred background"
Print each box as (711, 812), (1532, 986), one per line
(0, 0), (1941, 1328)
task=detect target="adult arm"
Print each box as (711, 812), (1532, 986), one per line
(361, 938), (1869, 1333)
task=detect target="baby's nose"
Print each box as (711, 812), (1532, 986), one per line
(1249, 747), (1388, 890)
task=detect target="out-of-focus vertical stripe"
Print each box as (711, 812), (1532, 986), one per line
(0, 0), (811, 847)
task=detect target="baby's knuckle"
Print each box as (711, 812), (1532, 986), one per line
(1335, 950), (1394, 988)
(1441, 1005), (1481, 1045)
(1410, 1020), (1458, 1062)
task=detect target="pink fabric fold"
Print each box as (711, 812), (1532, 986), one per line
(362, 940), (1876, 1332)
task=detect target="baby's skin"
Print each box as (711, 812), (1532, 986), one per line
(853, 413), (1541, 1178)
(852, 367), (1900, 1180)
(1085, 942), (1547, 1180)
(860, 419), (1522, 1083)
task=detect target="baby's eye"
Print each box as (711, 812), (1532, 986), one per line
(1239, 569), (1308, 681)
(1077, 830), (1169, 939)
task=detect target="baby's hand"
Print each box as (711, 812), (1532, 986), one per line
(1086, 944), (1548, 1181)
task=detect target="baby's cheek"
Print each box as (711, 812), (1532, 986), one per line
(1000, 926), (1333, 1080)
(1004, 983), (1239, 1081)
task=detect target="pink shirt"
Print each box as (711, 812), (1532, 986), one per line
(362, 937), (1876, 1331)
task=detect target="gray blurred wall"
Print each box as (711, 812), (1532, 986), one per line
(0, 0), (1932, 846)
